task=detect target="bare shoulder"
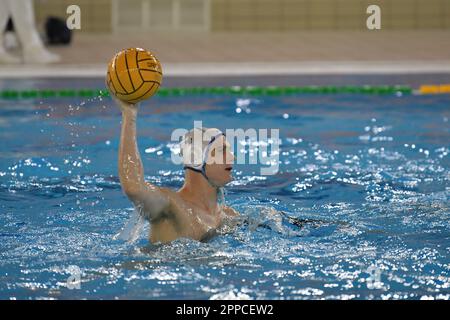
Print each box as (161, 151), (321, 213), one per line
(149, 184), (180, 205)
(152, 185), (193, 211)
(223, 205), (240, 217)
(153, 185), (176, 196)
(142, 182), (174, 198)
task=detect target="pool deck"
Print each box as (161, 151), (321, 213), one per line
(1, 31), (450, 79)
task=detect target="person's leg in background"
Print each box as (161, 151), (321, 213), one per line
(0, 0), (21, 64)
(7, 0), (60, 63)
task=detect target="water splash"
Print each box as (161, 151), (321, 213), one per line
(113, 208), (147, 244)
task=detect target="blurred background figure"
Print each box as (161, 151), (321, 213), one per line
(0, 0), (59, 64)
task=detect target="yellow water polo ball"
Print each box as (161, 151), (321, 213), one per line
(106, 48), (162, 104)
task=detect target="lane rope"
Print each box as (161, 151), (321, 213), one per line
(418, 84), (450, 95)
(0, 84), (448, 99)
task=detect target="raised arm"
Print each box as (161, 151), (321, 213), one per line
(117, 100), (169, 221)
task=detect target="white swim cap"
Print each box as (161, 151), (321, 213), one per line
(179, 127), (225, 170)
(179, 127), (226, 188)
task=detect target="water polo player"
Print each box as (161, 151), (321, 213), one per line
(116, 99), (239, 244)
(107, 48), (238, 243)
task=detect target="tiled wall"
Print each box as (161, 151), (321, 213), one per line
(32, 0), (450, 33)
(212, 0), (450, 31)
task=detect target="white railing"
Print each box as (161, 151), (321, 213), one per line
(111, 0), (211, 33)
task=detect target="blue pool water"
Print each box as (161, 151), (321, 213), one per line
(0, 83), (449, 299)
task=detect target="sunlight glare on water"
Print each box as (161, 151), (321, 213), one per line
(0, 90), (449, 299)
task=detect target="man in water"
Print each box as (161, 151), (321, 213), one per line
(117, 99), (239, 244)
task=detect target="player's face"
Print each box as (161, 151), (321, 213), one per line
(204, 136), (234, 187)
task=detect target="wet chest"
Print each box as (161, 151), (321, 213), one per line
(174, 203), (223, 237)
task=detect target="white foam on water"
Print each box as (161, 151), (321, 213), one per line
(113, 208), (146, 244)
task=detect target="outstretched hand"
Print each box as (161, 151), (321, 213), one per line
(113, 97), (138, 114)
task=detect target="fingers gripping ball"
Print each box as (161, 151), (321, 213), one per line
(106, 48), (162, 104)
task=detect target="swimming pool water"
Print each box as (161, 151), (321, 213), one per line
(0, 84), (449, 299)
